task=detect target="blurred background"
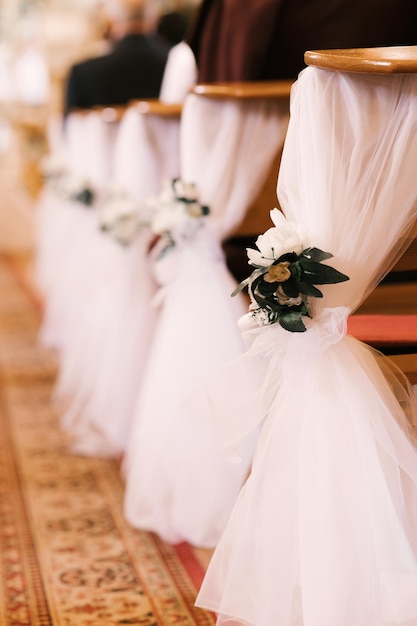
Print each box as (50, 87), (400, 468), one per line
(0, 0), (198, 253)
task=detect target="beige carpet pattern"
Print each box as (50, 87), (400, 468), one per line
(0, 259), (215, 626)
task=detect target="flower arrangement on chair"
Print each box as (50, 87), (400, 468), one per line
(233, 209), (349, 332)
(41, 155), (95, 207)
(98, 182), (143, 245)
(147, 178), (210, 258)
(96, 177), (209, 250)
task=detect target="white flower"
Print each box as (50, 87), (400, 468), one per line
(251, 307), (273, 326)
(172, 178), (199, 202)
(99, 183), (140, 230)
(155, 179), (178, 205)
(186, 201), (206, 218)
(58, 172), (92, 198)
(247, 209), (307, 267)
(109, 213), (142, 245)
(147, 178), (208, 244)
(150, 202), (187, 235)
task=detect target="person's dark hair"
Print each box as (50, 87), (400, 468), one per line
(157, 11), (188, 47)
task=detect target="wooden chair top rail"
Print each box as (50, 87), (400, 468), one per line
(69, 100), (182, 121)
(70, 105), (126, 121)
(191, 80), (294, 100)
(129, 99), (183, 116)
(67, 81), (294, 117)
(305, 46), (417, 74)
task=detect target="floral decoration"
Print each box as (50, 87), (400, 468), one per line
(99, 183), (142, 246)
(59, 173), (95, 207)
(233, 209), (349, 332)
(147, 178), (210, 257)
(41, 155), (95, 207)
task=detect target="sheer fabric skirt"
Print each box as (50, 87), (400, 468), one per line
(196, 336), (417, 625)
(56, 229), (157, 457)
(123, 233), (255, 547)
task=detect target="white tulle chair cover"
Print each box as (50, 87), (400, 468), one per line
(59, 104), (179, 457)
(123, 94), (291, 547)
(159, 42), (197, 104)
(37, 112), (96, 348)
(181, 94), (290, 239)
(196, 68), (417, 626)
(36, 113), (79, 296)
(50, 112), (119, 415)
(112, 104), (181, 197)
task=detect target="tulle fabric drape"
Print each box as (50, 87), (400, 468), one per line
(123, 93), (290, 547)
(196, 68), (417, 625)
(181, 94), (289, 239)
(108, 105), (181, 200)
(35, 111), (81, 303)
(48, 112), (118, 398)
(57, 105), (182, 457)
(37, 112), (109, 351)
(159, 42), (197, 104)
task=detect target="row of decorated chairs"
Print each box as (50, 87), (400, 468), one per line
(35, 45), (417, 558)
(196, 46), (417, 625)
(35, 66), (294, 548)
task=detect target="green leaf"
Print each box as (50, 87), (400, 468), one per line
(275, 251), (298, 264)
(157, 239), (175, 260)
(251, 286), (270, 310)
(254, 291), (282, 312)
(290, 262), (302, 281)
(231, 282), (246, 297)
(300, 247), (333, 262)
(73, 188), (95, 206)
(281, 280), (300, 298)
(279, 311), (307, 332)
(231, 267), (267, 297)
(321, 266), (349, 284)
(299, 260), (349, 284)
(257, 279), (279, 297)
(296, 281), (323, 297)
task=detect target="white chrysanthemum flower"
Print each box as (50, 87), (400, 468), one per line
(247, 208), (308, 267)
(146, 178), (209, 253)
(172, 178), (198, 202)
(150, 202), (186, 235)
(99, 183), (140, 230)
(110, 213), (142, 245)
(251, 307), (272, 326)
(58, 172), (90, 197)
(157, 179), (178, 204)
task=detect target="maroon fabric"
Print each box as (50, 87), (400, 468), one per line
(187, 0), (417, 81)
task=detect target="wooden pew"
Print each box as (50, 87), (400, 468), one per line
(128, 99), (183, 117)
(390, 354), (417, 385)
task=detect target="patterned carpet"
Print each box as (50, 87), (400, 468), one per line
(0, 258), (215, 626)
